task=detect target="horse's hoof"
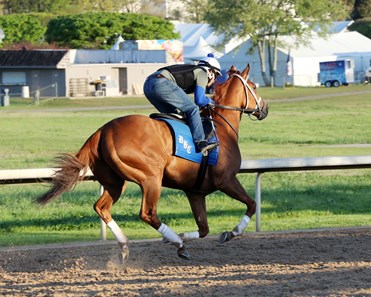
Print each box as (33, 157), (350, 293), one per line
(118, 250), (129, 264)
(177, 246), (190, 260)
(118, 245), (129, 264)
(219, 231), (234, 243)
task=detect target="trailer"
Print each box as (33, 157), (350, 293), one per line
(319, 59), (354, 87)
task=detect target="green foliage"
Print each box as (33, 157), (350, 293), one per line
(348, 17), (371, 39)
(0, 0), (144, 15)
(45, 12), (180, 49)
(352, 0), (371, 19)
(0, 13), (46, 45)
(176, 0), (208, 23)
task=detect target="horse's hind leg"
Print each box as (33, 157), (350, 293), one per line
(139, 178), (189, 259)
(94, 181), (129, 262)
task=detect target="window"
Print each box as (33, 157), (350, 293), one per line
(2, 72), (26, 85)
(346, 60), (351, 69)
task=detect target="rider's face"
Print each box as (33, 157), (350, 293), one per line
(207, 71), (216, 87)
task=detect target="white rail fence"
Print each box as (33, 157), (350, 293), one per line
(1, 155), (371, 238)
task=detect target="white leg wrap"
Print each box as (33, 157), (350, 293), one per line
(181, 231), (200, 241)
(232, 215), (250, 236)
(107, 219), (128, 246)
(158, 223), (183, 248)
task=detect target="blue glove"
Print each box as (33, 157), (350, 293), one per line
(194, 86), (215, 107)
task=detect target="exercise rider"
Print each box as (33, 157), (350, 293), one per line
(143, 53), (222, 155)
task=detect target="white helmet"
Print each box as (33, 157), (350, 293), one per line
(198, 53), (222, 76)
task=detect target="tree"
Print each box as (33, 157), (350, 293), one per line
(348, 17), (371, 38)
(353, 0), (371, 19)
(0, 0), (69, 14)
(205, 0), (348, 87)
(0, 13), (46, 45)
(119, 0), (142, 13)
(341, 0), (356, 19)
(179, 0), (208, 23)
(0, 0), (143, 15)
(45, 12), (180, 49)
(68, 0), (139, 13)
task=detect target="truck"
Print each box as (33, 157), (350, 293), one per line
(319, 59), (354, 87)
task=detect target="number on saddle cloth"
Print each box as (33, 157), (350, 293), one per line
(149, 113), (219, 165)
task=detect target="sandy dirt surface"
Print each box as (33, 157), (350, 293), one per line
(0, 227), (370, 297)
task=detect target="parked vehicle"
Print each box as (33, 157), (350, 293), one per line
(319, 59), (354, 87)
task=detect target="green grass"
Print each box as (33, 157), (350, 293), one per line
(260, 83), (370, 100)
(0, 85), (370, 247)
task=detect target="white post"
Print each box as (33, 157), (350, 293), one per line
(55, 82), (58, 98)
(255, 172), (263, 232)
(2, 88), (10, 106)
(99, 185), (107, 240)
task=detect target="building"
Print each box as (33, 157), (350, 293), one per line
(0, 49), (169, 98)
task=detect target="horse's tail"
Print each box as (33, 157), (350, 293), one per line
(35, 129), (101, 205)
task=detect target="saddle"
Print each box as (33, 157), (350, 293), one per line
(150, 112), (216, 142)
(150, 112), (219, 190)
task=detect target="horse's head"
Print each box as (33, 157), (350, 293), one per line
(214, 64), (268, 121)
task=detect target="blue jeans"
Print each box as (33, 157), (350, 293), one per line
(144, 75), (205, 143)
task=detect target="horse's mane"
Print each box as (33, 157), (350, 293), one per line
(213, 67), (241, 104)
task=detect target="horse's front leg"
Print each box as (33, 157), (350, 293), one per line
(180, 192), (209, 241)
(218, 176), (256, 243)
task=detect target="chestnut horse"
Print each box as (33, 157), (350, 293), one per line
(36, 64), (268, 261)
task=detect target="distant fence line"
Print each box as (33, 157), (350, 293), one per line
(1, 155), (371, 237)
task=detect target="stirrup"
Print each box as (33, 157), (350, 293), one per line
(196, 141), (219, 155)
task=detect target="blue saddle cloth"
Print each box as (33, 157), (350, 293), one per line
(157, 118), (219, 165)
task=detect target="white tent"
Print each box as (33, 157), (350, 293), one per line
(174, 22), (244, 63)
(111, 35), (124, 50)
(183, 36), (222, 63)
(0, 28), (5, 43)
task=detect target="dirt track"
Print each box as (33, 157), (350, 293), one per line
(1, 227), (370, 297)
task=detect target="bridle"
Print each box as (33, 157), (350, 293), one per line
(214, 73), (264, 119)
(210, 73), (266, 137)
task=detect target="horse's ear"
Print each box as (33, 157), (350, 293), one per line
(228, 65), (238, 76)
(242, 64), (250, 80)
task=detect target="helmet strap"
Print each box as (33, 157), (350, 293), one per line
(207, 69), (215, 81)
